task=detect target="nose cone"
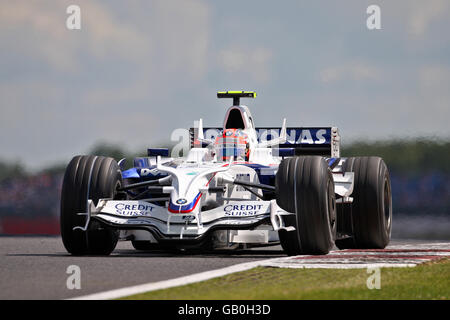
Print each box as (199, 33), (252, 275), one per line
(168, 192), (202, 213)
(166, 167), (206, 214)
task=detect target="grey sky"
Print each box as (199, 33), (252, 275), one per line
(1, 0), (449, 170)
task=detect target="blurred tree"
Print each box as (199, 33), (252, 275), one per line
(39, 163), (67, 175)
(88, 142), (130, 160)
(342, 139), (450, 175)
(87, 142), (149, 170)
(0, 160), (26, 181)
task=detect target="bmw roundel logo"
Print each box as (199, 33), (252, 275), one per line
(176, 198), (187, 205)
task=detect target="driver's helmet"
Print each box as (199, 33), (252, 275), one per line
(214, 129), (249, 162)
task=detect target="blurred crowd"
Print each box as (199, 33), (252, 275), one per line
(390, 171), (450, 215)
(0, 173), (62, 219)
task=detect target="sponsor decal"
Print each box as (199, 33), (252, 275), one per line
(114, 203), (154, 217)
(139, 168), (159, 177)
(259, 128), (328, 145)
(176, 198), (188, 205)
(201, 128), (330, 145)
(224, 204), (264, 216)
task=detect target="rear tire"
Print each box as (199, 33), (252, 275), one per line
(60, 155), (121, 255)
(335, 157), (392, 249)
(276, 156), (336, 255)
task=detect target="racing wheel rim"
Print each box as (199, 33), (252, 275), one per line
(327, 172), (336, 233)
(383, 176), (392, 233)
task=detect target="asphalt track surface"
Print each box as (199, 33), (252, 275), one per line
(0, 237), (286, 300)
(0, 237), (446, 300)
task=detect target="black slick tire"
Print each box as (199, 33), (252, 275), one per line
(276, 156), (336, 255)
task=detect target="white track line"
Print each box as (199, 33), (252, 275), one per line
(70, 258), (279, 300)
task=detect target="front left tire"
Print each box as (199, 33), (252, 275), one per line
(276, 156), (336, 255)
(335, 156), (392, 249)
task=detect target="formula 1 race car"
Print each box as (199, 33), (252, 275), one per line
(60, 91), (392, 256)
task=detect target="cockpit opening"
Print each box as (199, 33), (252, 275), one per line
(225, 109), (245, 129)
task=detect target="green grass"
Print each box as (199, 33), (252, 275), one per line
(122, 259), (449, 300)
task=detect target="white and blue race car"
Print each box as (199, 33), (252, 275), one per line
(60, 91), (392, 255)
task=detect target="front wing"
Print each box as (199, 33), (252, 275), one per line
(84, 199), (293, 242)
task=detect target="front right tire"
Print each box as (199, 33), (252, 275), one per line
(60, 155), (121, 255)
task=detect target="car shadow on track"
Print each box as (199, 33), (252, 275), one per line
(6, 248), (286, 259)
(114, 249), (286, 259)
